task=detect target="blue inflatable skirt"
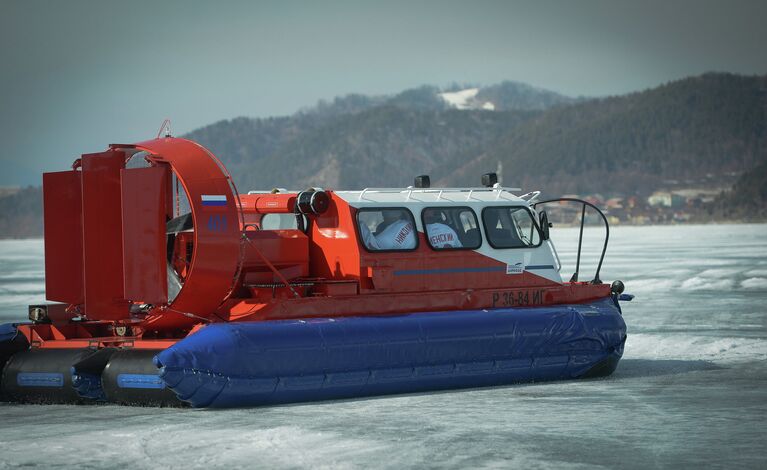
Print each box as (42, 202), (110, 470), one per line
(155, 297), (627, 408)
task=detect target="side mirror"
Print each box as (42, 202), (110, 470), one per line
(539, 211), (551, 240)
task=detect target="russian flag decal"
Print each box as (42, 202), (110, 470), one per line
(201, 194), (227, 207)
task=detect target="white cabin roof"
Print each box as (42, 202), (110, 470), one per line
(334, 186), (540, 206)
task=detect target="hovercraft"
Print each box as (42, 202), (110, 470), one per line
(0, 137), (629, 408)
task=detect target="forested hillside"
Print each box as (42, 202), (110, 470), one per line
(187, 73), (766, 196)
(0, 187), (42, 238)
(189, 107), (536, 190)
(185, 81), (567, 190)
(450, 73), (767, 195)
(1, 73), (765, 238)
(708, 161), (767, 221)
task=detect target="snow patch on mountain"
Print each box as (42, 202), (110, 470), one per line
(438, 88), (498, 111)
(438, 88), (480, 109)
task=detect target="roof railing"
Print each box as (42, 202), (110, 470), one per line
(350, 186), (523, 202)
(534, 197), (609, 284)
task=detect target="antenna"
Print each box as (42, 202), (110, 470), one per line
(157, 119), (172, 139)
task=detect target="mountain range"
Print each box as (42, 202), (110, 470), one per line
(187, 73), (766, 196)
(1, 73), (765, 238)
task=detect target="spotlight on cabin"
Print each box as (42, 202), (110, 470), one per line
(481, 173), (498, 187)
(414, 175), (430, 188)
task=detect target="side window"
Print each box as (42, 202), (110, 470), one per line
(260, 213), (307, 231)
(357, 208), (417, 251)
(482, 207), (542, 248)
(422, 207), (481, 250)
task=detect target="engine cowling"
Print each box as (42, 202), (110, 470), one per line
(42, 137), (242, 331)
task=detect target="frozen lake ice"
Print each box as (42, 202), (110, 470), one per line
(1, 224), (766, 468)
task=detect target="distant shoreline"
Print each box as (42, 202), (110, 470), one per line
(2, 221), (765, 242)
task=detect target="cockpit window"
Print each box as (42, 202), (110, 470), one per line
(422, 207), (481, 250)
(357, 208), (418, 251)
(482, 207), (542, 248)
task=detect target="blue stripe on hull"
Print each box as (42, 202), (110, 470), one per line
(116, 373), (165, 389)
(155, 297), (627, 408)
(17, 372), (64, 388)
(394, 266), (504, 275)
(393, 265), (556, 276)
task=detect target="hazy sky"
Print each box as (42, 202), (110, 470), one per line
(1, 0), (766, 185)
